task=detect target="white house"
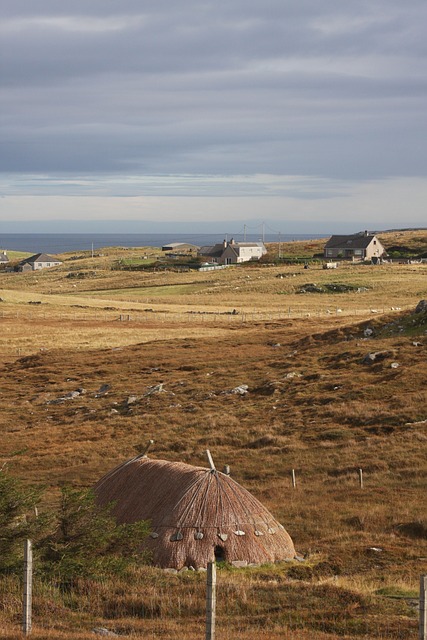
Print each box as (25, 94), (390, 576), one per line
(199, 239), (266, 265)
(18, 253), (63, 271)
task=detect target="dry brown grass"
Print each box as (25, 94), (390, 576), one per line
(0, 230), (426, 638)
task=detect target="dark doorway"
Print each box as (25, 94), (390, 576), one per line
(214, 545), (225, 563)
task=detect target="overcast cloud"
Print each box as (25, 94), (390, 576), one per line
(1, 1), (426, 232)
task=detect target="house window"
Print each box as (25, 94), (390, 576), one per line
(373, 240), (377, 245)
(326, 249), (333, 257)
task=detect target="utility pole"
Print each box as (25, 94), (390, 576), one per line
(262, 222), (265, 243)
(278, 232), (282, 259)
(244, 224), (247, 242)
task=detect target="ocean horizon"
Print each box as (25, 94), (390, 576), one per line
(0, 232), (327, 254)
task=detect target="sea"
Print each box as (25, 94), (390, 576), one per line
(0, 233), (325, 254)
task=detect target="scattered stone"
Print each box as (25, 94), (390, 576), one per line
(224, 384), (249, 396)
(164, 568), (178, 574)
(294, 554), (305, 562)
(95, 384), (111, 397)
(47, 388), (86, 404)
(390, 362), (400, 369)
(367, 547), (383, 553)
(126, 395), (140, 405)
(364, 327), (374, 337)
(92, 628), (118, 637)
(143, 383), (166, 396)
(231, 560), (248, 568)
(284, 372), (302, 379)
(412, 341), (422, 347)
(414, 299), (427, 314)
(362, 351), (389, 365)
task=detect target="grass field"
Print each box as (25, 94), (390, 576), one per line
(0, 230), (426, 639)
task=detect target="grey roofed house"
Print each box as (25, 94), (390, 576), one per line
(199, 239), (266, 265)
(18, 253), (63, 271)
(0, 251), (9, 263)
(324, 232), (386, 261)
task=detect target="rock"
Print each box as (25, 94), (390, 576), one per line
(390, 362), (400, 368)
(126, 395), (140, 405)
(95, 384), (111, 397)
(414, 299), (427, 313)
(224, 384), (249, 395)
(231, 560), (248, 568)
(164, 568), (178, 574)
(412, 341), (422, 347)
(364, 327), (374, 337)
(47, 388), (86, 404)
(143, 383), (165, 396)
(362, 351), (389, 365)
(92, 628), (118, 637)
(284, 372), (302, 379)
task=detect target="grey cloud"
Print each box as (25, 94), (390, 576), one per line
(1, 0), (427, 183)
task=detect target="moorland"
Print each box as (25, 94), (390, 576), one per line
(0, 229), (426, 639)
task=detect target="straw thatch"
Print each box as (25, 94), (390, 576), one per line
(94, 456), (296, 569)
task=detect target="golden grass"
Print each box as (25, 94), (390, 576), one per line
(0, 230), (426, 639)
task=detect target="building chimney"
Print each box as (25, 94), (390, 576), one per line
(222, 239), (227, 248)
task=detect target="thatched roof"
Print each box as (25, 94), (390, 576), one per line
(94, 456), (296, 570)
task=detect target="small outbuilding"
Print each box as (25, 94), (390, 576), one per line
(94, 454), (296, 569)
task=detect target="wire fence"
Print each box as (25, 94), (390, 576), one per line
(0, 304), (411, 325)
(7, 553), (423, 640)
(0, 304), (412, 359)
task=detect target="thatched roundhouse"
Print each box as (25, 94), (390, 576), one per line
(94, 456), (296, 570)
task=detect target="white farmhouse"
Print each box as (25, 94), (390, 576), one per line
(18, 253), (63, 271)
(199, 239), (266, 265)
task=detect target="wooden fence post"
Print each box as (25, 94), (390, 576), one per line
(420, 575), (427, 640)
(23, 539), (32, 636)
(291, 468), (296, 489)
(206, 561), (217, 640)
(358, 468), (364, 489)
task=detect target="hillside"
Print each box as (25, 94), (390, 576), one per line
(0, 229), (426, 639)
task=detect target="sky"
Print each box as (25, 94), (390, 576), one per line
(1, 0), (426, 234)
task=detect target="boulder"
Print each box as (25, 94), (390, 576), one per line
(414, 300), (427, 314)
